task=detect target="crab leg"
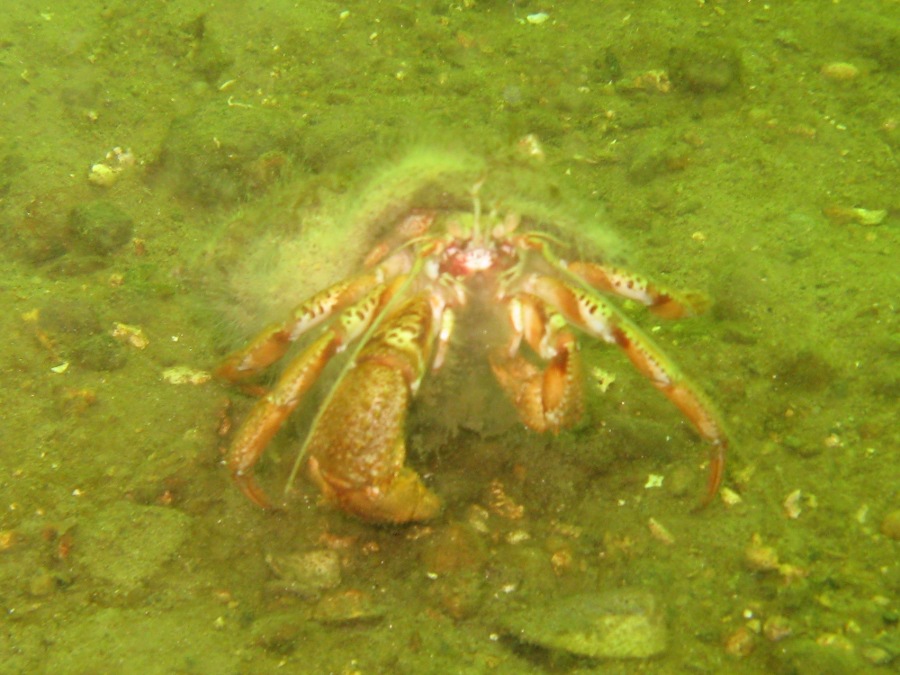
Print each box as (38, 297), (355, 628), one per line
(491, 294), (583, 433)
(216, 250), (415, 382)
(522, 274), (727, 502)
(225, 280), (403, 508)
(567, 261), (710, 319)
(514, 232), (709, 319)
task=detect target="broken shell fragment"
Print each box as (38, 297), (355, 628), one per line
(783, 489), (803, 519)
(648, 517), (675, 545)
(162, 366), (211, 385)
(823, 205), (887, 226)
(88, 163), (118, 187)
(87, 147), (136, 187)
(111, 323), (149, 349)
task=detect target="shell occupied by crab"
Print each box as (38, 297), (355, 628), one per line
(215, 150), (728, 523)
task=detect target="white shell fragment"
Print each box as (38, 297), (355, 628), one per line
(648, 518), (675, 545)
(644, 474), (664, 489)
(783, 489), (802, 519)
(720, 487), (743, 506)
(87, 147), (136, 187)
(162, 366), (212, 385)
(111, 323), (149, 349)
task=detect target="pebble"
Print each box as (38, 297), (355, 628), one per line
(68, 200), (134, 255)
(880, 509), (900, 540)
(724, 625), (756, 657)
(420, 522), (486, 574)
(313, 589), (384, 624)
(763, 615), (793, 642)
(820, 62), (860, 81)
(265, 549), (341, 597)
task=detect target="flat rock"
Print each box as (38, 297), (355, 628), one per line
(500, 588), (667, 660)
(78, 501), (192, 592)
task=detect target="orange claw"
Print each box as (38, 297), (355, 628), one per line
(304, 295), (443, 523)
(491, 294), (584, 433)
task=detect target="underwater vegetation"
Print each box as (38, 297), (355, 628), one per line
(0, 1), (896, 672)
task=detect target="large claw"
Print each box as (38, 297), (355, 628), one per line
(304, 295), (443, 523)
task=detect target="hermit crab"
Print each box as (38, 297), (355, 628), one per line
(216, 150), (727, 523)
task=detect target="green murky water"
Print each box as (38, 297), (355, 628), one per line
(1, 1), (897, 673)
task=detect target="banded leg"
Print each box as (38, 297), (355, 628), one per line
(216, 250), (415, 382)
(363, 211), (436, 267)
(513, 232), (709, 318)
(523, 274), (727, 502)
(567, 261), (710, 319)
(226, 280), (402, 508)
(491, 293), (584, 433)
(215, 272), (382, 382)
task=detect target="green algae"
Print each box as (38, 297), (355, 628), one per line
(0, 1), (896, 673)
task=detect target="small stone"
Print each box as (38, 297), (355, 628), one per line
(251, 613), (305, 656)
(313, 589), (384, 624)
(720, 487), (743, 506)
(668, 43), (741, 93)
(68, 201), (134, 254)
(111, 323), (149, 350)
(783, 489), (803, 519)
(763, 615), (793, 642)
(880, 509), (900, 540)
(860, 645), (892, 666)
(724, 625), (756, 657)
(87, 163), (118, 187)
(0, 529), (23, 551)
(820, 62), (860, 81)
(823, 205), (887, 226)
(265, 549), (341, 597)
(420, 522), (486, 575)
(745, 534), (780, 572)
(162, 366), (212, 385)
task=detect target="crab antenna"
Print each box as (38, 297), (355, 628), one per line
(470, 178), (485, 242)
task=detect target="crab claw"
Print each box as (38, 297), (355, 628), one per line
(491, 293), (584, 433)
(490, 346), (583, 434)
(309, 456), (441, 524)
(304, 295), (443, 523)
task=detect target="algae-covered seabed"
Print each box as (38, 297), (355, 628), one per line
(1, 1), (897, 673)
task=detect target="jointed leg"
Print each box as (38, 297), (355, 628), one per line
(513, 232), (709, 319)
(215, 271), (385, 382)
(522, 274), (727, 502)
(567, 261), (710, 319)
(226, 280), (403, 508)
